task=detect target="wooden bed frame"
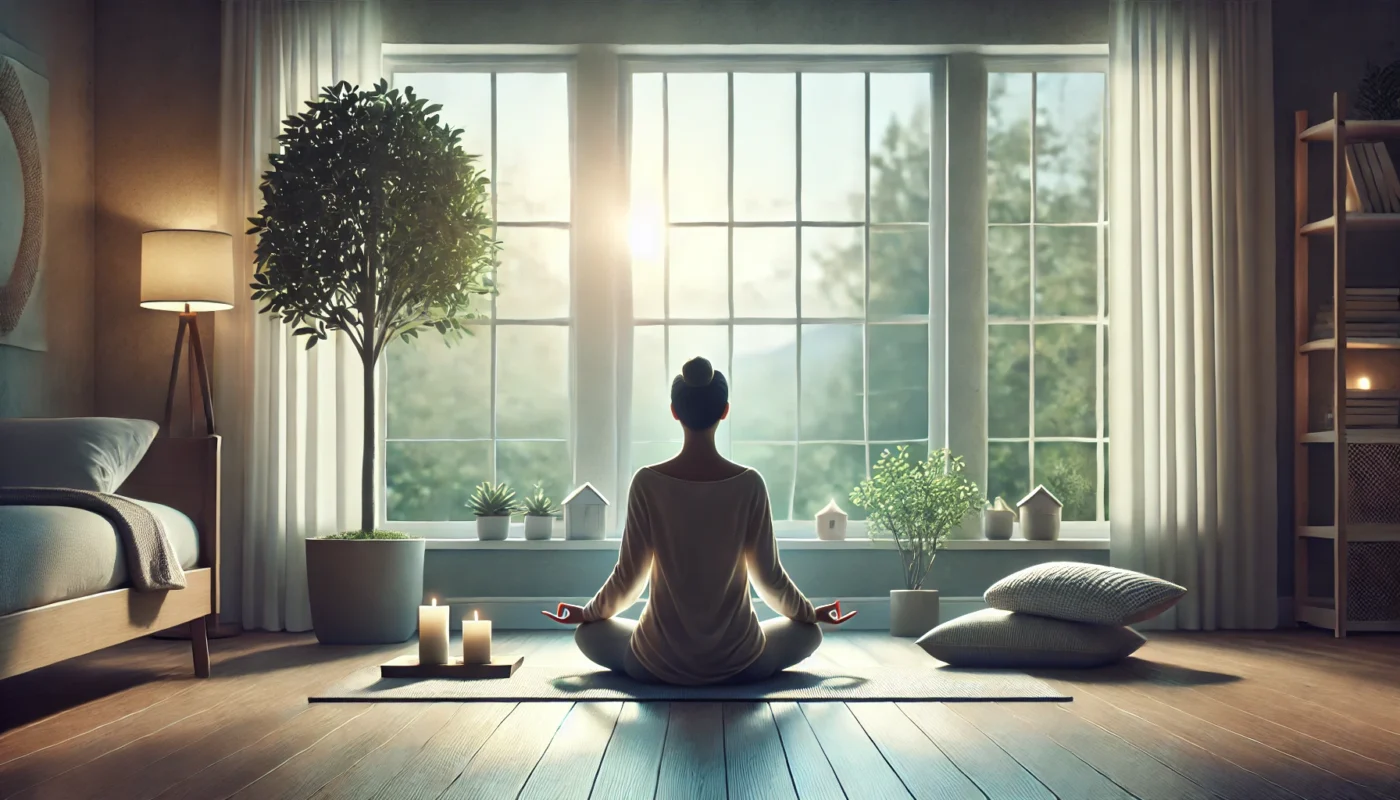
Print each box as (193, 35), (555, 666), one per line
(0, 435), (221, 681)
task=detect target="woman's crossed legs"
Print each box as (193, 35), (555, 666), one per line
(574, 617), (822, 684)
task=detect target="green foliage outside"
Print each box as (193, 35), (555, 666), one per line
(851, 446), (982, 590)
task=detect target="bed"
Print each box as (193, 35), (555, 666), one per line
(0, 435), (220, 680)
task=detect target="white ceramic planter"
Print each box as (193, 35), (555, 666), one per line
(305, 538), (424, 645)
(984, 509), (1015, 540)
(524, 515), (554, 541)
(889, 589), (941, 637)
(476, 515), (510, 541)
(1021, 509), (1061, 541)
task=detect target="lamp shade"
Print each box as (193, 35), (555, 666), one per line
(140, 230), (235, 312)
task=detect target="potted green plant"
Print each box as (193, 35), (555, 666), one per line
(470, 481), (519, 541)
(248, 80), (497, 644)
(522, 483), (559, 541)
(851, 446), (981, 637)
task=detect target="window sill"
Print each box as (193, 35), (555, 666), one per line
(423, 537), (1109, 551)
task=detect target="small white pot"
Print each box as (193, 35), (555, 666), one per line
(889, 589), (941, 637)
(524, 515), (554, 541)
(984, 509), (1015, 540)
(1020, 509), (1061, 541)
(475, 515), (510, 541)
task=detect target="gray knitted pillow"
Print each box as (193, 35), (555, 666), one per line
(916, 609), (1145, 668)
(985, 562), (1186, 625)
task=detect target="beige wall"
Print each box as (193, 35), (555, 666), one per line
(0, 0), (95, 417)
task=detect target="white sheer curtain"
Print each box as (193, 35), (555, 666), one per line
(217, 0), (383, 632)
(1107, 0), (1277, 630)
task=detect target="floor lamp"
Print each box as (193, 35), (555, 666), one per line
(141, 229), (242, 639)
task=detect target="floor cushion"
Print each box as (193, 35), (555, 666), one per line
(984, 561), (1186, 625)
(916, 609), (1145, 668)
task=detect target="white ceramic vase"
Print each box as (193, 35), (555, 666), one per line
(475, 515), (510, 541)
(524, 515), (554, 541)
(889, 589), (941, 637)
(984, 509), (1015, 540)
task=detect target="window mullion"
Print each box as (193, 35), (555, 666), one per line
(790, 71), (803, 522)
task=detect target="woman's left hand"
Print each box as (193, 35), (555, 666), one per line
(542, 602), (586, 624)
(814, 601), (858, 625)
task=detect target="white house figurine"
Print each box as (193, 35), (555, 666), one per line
(563, 483), (609, 540)
(815, 499), (848, 541)
(1017, 485), (1062, 541)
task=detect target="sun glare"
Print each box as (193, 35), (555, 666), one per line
(629, 200), (662, 262)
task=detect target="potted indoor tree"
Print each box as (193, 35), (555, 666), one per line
(469, 481), (519, 541)
(249, 80), (497, 644)
(851, 446), (981, 637)
(522, 483), (559, 541)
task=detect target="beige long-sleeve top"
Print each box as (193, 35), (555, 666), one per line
(581, 467), (817, 685)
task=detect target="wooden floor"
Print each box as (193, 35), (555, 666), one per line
(1, 630), (1398, 799)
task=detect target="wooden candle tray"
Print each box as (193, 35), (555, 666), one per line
(380, 654), (524, 679)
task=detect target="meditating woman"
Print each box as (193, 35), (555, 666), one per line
(543, 356), (856, 685)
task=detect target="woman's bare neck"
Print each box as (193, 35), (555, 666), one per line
(649, 434), (747, 482)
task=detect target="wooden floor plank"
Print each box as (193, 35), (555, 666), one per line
(949, 703), (1132, 800)
(724, 703), (797, 800)
(897, 702), (1053, 799)
(518, 702), (623, 800)
(845, 702), (981, 800)
(800, 703), (911, 799)
(589, 703), (670, 800)
(656, 703), (726, 800)
(769, 702), (844, 800)
(365, 703), (514, 800)
(308, 703), (460, 800)
(441, 702), (573, 800)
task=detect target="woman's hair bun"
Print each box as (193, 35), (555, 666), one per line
(681, 356), (714, 387)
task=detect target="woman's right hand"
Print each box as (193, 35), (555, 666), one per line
(814, 601), (858, 625)
(541, 602), (586, 624)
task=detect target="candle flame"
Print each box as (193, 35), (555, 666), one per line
(473, 610), (479, 622)
(431, 597), (437, 606)
(1359, 376), (1373, 391)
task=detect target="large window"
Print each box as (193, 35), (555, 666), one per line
(383, 66), (573, 522)
(626, 65), (938, 522)
(984, 68), (1108, 523)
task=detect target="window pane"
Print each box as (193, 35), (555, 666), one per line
(496, 73), (570, 222)
(630, 73), (665, 318)
(386, 333), (491, 440)
(733, 228), (796, 318)
(988, 225), (1030, 319)
(386, 441), (491, 522)
(987, 73), (1031, 224)
(496, 325), (569, 439)
(668, 73), (729, 222)
(987, 441), (1030, 507)
(868, 227), (928, 318)
(987, 324), (1030, 438)
(396, 72), (492, 197)
(669, 226), (729, 318)
(800, 324), (864, 441)
(495, 227), (570, 319)
(734, 443), (795, 520)
(801, 73), (865, 222)
(1035, 73), (1103, 224)
(632, 441), (679, 473)
(1035, 226), (1097, 317)
(632, 326), (673, 442)
(795, 443), (867, 521)
(732, 325), (797, 442)
(497, 440), (571, 510)
(868, 324), (928, 441)
(1034, 324), (1096, 437)
(801, 227), (863, 318)
(733, 73), (796, 221)
(1035, 441), (1096, 521)
(869, 72), (930, 223)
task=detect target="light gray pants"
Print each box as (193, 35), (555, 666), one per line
(574, 617), (823, 685)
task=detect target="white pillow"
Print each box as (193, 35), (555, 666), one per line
(916, 609), (1145, 668)
(984, 561), (1186, 626)
(0, 418), (159, 493)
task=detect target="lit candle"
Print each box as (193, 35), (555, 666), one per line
(462, 609), (492, 664)
(1358, 376), (1373, 391)
(418, 598), (450, 666)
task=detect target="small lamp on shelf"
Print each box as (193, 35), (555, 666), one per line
(140, 230), (235, 436)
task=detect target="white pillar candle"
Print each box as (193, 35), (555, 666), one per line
(462, 609), (492, 664)
(418, 598), (450, 666)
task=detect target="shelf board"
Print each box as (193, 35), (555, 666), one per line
(1301, 429), (1400, 444)
(1298, 525), (1400, 542)
(1299, 119), (1400, 143)
(1300, 337), (1400, 352)
(1301, 213), (1400, 236)
(1295, 600), (1338, 630)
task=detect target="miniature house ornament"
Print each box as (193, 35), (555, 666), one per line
(816, 499), (849, 541)
(1017, 485), (1063, 541)
(563, 483), (609, 540)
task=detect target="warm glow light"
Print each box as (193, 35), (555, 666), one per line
(1359, 376), (1373, 391)
(430, 597), (437, 606)
(629, 200), (662, 262)
(473, 610), (479, 622)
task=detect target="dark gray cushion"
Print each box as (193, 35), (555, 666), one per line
(984, 561), (1186, 625)
(0, 418), (158, 493)
(916, 609), (1145, 668)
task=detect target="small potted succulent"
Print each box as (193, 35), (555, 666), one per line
(469, 481), (519, 541)
(522, 483), (559, 541)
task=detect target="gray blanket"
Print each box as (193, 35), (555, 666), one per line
(0, 488), (187, 590)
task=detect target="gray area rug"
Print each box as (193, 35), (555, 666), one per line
(310, 663), (1070, 703)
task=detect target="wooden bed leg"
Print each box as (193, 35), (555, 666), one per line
(191, 616), (211, 678)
